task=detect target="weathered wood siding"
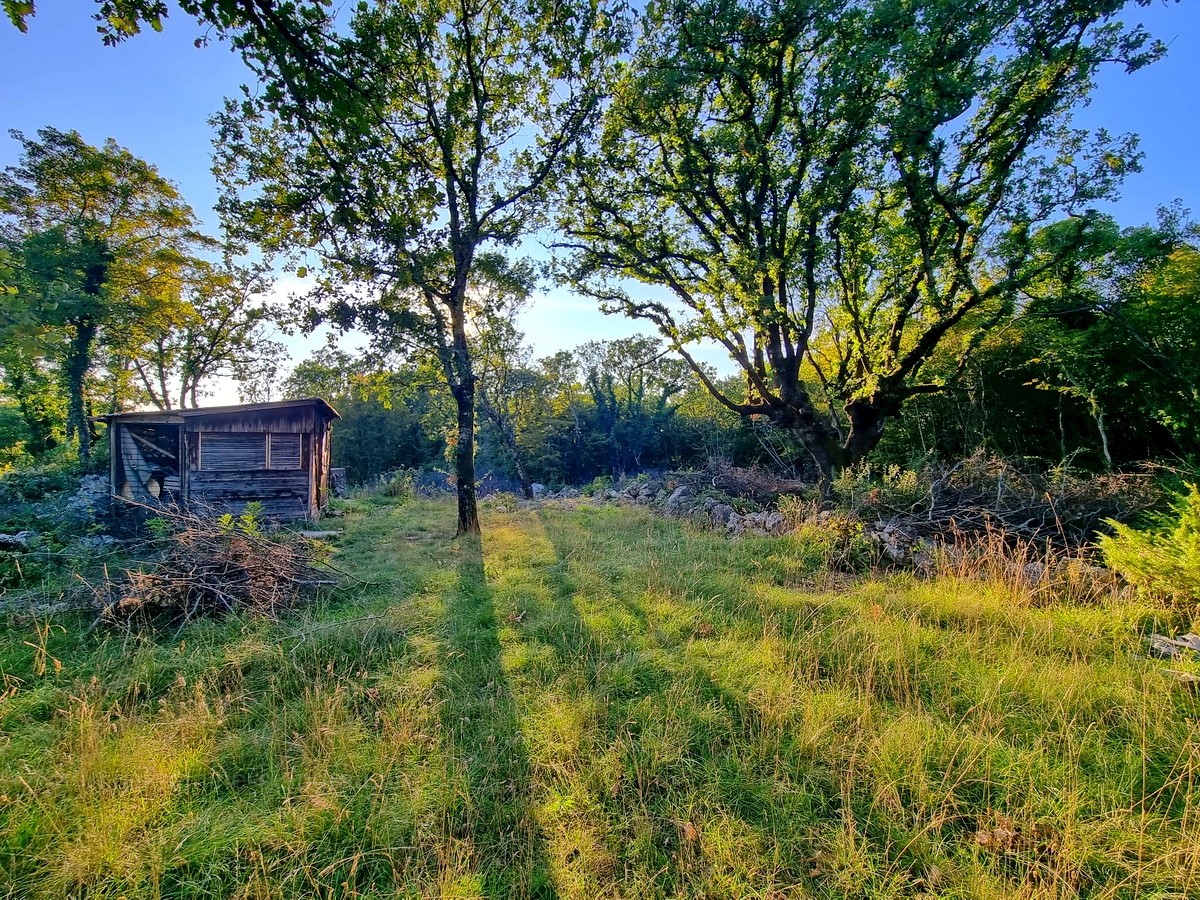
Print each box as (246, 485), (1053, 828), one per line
(107, 398), (338, 522)
(199, 432), (266, 471)
(268, 433), (302, 469)
(188, 470), (310, 519)
(186, 409), (323, 434)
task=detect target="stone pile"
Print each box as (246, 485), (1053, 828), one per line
(863, 520), (933, 568)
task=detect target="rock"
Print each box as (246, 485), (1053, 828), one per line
(764, 512), (785, 534)
(76, 534), (116, 552)
(1022, 561), (1047, 582)
(663, 486), (695, 517)
(1149, 634), (1184, 659)
(710, 503), (734, 527)
(531, 482), (547, 499)
(330, 468), (350, 499)
(61, 474), (111, 524)
(0, 531), (34, 551)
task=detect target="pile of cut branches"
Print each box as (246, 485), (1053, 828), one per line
(89, 506), (339, 627)
(673, 463), (813, 507)
(889, 455), (1163, 549)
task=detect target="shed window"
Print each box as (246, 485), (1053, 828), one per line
(268, 433), (302, 470)
(199, 433), (266, 470)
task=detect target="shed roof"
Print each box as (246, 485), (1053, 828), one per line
(100, 397), (341, 424)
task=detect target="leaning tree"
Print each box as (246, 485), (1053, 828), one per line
(564, 0), (1170, 483)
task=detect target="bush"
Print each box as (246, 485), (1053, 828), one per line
(1098, 483), (1200, 607)
(0, 451), (83, 503)
(833, 461), (925, 511)
(377, 469), (415, 501)
(583, 475), (613, 497)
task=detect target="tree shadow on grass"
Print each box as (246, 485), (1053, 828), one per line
(443, 534), (556, 899)
(531, 507), (821, 893)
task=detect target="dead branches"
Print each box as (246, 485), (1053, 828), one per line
(89, 506), (339, 628)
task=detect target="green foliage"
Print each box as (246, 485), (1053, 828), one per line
(1099, 484), (1200, 607)
(0, 448), (82, 504)
(833, 462), (925, 510)
(282, 350), (445, 484)
(377, 469), (414, 502)
(583, 475), (613, 497)
(0, 127), (211, 458)
(216, 501), (263, 537)
(143, 516), (171, 540)
(567, 0), (1168, 477)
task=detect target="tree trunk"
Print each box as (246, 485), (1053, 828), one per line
(513, 451), (534, 500)
(771, 392), (842, 491)
(64, 319), (97, 461)
(842, 397), (898, 468)
(449, 303), (481, 537)
(453, 384), (481, 535)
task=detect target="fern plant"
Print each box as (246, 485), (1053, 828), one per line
(1099, 484), (1200, 606)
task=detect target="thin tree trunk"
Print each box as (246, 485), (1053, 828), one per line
(65, 319), (97, 461)
(450, 303), (481, 536)
(453, 386), (480, 535)
(1095, 404), (1113, 472)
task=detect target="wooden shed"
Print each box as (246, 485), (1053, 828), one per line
(103, 398), (340, 520)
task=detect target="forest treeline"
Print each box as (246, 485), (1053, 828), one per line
(1, 0), (1198, 519)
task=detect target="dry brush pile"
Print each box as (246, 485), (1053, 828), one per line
(85, 505), (340, 627)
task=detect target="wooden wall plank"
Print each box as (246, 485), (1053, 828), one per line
(268, 433), (302, 469)
(201, 433), (266, 471)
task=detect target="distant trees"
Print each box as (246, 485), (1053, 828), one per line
(565, 0), (1169, 483)
(281, 349), (445, 484)
(1016, 209), (1200, 465)
(0, 128), (203, 459)
(132, 259), (283, 411)
(858, 209), (1200, 470)
(0, 129), (283, 462)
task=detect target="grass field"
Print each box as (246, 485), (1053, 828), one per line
(1, 496), (1198, 899)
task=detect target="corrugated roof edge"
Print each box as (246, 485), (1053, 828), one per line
(98, 397), (341, 422)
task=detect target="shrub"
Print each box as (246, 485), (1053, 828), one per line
(777, 492), (820, 528)
(1098, 483), (1200, 607)
(0, 451), (82, 503)
(833, 461), (925, 511)
(378, 469), (415, 501)
(583, 475), (613, 497)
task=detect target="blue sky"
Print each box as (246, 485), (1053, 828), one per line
(2, 1), (1198, 387)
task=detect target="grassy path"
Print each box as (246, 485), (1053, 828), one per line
(1, 497), (1197, 898)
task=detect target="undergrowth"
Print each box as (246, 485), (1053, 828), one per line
(0, 499), (1196, 899)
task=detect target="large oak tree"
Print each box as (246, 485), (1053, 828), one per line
(564, 0), (1169, 483)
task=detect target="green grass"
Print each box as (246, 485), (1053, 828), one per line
(1, 497), (1197, 899)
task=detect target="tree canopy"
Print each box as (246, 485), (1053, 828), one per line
(208, 0), (627, 534)
(0, 127), (205, 457)
(564, 0), (1169, 482)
